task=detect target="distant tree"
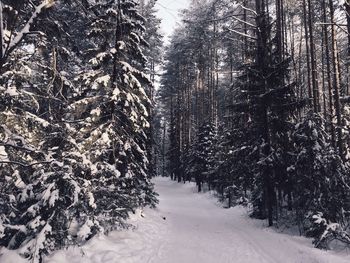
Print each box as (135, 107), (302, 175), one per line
(185, 122), (216, 192)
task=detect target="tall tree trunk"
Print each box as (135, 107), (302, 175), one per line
(111, 0), (122, 87)
(345, 0), (350, 94)
(0, 1), (3, 71)
(322, 0), (336, 147)
(162, 122), (166, 177)
(321, 33), (327, 119)
(307, 0), (320, 112)
(276, 0), (283, 62)
(302, 0), (312, 106)
(255, 0), (274, 227)
(170, 93), (174, 181)
(329, 0), (344, 159)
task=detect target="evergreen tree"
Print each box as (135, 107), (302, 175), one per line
(0, 1), (158, 261)
(70, 0), (157, 222)
(138, 0), (163, 178)
(292, 113), (350, 246)
(0, 1), (95, 261)
(185, 122), (216, 192)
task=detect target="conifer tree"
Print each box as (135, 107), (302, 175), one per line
(185, 122), (216, 192)
(0, 1), (158, 261)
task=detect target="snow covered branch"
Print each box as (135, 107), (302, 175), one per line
(2, 0), (55, 61)
(0, 160), (53, 167)
(224, 27), (257, 40)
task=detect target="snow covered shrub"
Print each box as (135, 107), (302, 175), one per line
(310, 212), (350, 249)
(0, 112), (97, 262)
(2, 166), (96, 262)
(292, 113), (350, 246)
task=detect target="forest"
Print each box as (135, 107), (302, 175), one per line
(1, 0), (350, 262)
(157, 0), (350, 252)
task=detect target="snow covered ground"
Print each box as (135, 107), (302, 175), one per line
(3, 177), (350, 263)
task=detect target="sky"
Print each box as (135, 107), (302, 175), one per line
(155, 0), (190, 43)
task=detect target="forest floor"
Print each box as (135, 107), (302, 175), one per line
(30, 178), (350, 262)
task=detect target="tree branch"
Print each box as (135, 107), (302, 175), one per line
(224, 27), (257, 40)
(0, 160), (54, 167)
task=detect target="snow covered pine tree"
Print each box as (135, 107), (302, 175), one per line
(0, 0), (157, 262)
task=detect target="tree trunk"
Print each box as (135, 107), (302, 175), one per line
(162, 122), (166, 177)
(302, 0), (312, 106)
(0, 1), (4, 71)
(322, 0), (336, 147)
(255, 0), (274, 227)
(345, 0), (350, 94)
(307, 0), (320, 112)
(329, 0), (344, 159)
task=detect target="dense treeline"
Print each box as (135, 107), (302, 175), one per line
(0, 0), (161, 261)
(159, 0), (350, 249)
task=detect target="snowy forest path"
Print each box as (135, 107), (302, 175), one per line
(47, 177), (350, 263)
(152, 178), (273, 263)
(149, 178), (349, 263)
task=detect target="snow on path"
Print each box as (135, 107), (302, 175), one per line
(44, 177), (350, 263)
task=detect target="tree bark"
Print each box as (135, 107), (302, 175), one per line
(255, 0), (274, 227)
(345, 0), (350, 95)
(302, 0), (312, 107)
(322, 0), (336, 147)
(0, 1), (3, 71)
(329, 0), (344, 159)
(307, 0), (320, 112)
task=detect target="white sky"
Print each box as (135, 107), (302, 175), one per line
(155, 0), (190, 43)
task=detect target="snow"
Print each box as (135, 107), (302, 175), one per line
(88, 192), (97, 209)
(19, 222), (52, 262)
(130, 32), (140, 43)
(100, 132), (110, 144)
(0, 145), (9, 161)
(117, 41), (125, 50)
(91, 52), (108, 64)
(42, 177), (350, 263)
(4, 86), (19, 96)
(95, 75), (110, 87)
(77, 220), (95, 241)
(25, 112), (50, 128)
(0, 248), (28, 263)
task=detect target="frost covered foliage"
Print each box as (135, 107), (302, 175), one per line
(309, 212), (350, 249)
(0, 0), (157, 262)
(292, 113), (350, 248)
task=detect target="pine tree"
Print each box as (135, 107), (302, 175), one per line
(71, 0), (157, 221)
(185, 122), (216, 192)
(138, 0), (163, 178)
(0, 1), (158, 261)
(0, 2), (95, 261)
(292, 113), (350, 246)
